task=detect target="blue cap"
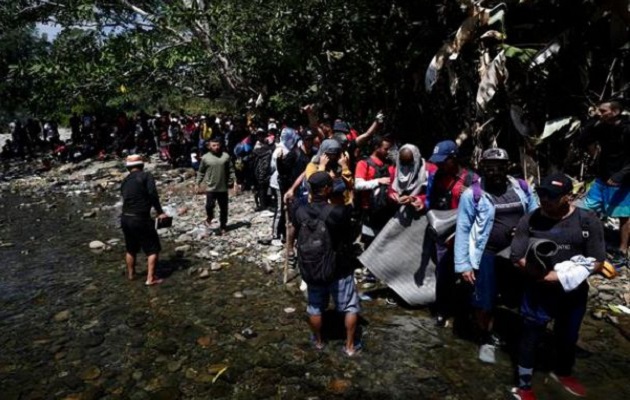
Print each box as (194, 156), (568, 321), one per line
(333, 120), (350, 133)
(429, 140), (458, 163)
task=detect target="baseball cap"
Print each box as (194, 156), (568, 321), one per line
(481, 147), (509, 162)
(333, 119), (350, 133)
(308, 171), (333, 191)
(537, 173), (573, 198)
(302, 129), (315, 139)
(429, 140), (459, 163)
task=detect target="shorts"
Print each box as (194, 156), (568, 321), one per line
(307, 274), (361, 316)
(581, 179), (630, 218)
(121, 215), (161, 255)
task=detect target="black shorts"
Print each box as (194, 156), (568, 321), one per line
(121, 215), (161, 255)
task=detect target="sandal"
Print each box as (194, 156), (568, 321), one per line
(145, 279), (164, 286)
(309, 334), (325, 351)
(341, 341), (363, 357)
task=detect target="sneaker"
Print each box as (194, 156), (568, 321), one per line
(609, 249), (628, 268)
(510, 387), (537, 400)
(549, 373), (586, 397)
(478, 343), (496, 364)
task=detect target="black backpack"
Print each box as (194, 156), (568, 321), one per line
(297, 205), (336, 285)
(365, 158), (391, 211)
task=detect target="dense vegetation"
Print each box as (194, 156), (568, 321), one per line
(1, 1), (628, 159)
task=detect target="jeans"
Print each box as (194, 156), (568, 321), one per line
(205, 191), (228, 229)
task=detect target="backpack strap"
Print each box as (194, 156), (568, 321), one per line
(472, 180), (482, 204)
(318, 204), (335, 223)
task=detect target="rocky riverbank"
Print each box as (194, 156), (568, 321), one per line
(1, 157), (630, 399)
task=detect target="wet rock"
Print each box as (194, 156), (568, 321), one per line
(54, 310), (70, 322)
(327, 379), (352, 394)
(154, 340), (179, 355)
(61, 375), (84, 390)
(232, 291), (245, 299)
(80, 334), (105, 348)
(152, 387), (181, 400)
(284, 307), (296, 314)
(599, 292), (615, 302)
(210, 263), (222, 272)
(83, 210), (97, 218)
(132, 371), (143, 381)
(174, 245), (191, 256)
(79, 366), (102, 381)
(241, 328), (257, 339)
(598, 284), (618, 292)
(198, 268), (210, 279)
(167, 361), (182, 373)
(89, 240), (106, 250)
(196, 336), (213, 348)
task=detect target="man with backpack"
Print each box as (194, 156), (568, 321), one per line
(251, 128), (275, 212)
(354, 136), (396, 247)
(425, 140), (478, 327)
(293, 171), (361, 356)
(454, 148), (539, 364)
(509, 173), (605, 400)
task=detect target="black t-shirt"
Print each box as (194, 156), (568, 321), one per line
(121, 171), (164, 218)
(293, 200), (352, 278)
(511, 208), (606, 266)
(486, 187), (525, 252)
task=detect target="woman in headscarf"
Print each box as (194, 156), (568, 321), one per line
(305, 138), (354, 206)
(388, 144), (427, 215)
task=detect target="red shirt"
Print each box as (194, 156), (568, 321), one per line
(426, 162), (478, 209)
(355, 155), (396, 209)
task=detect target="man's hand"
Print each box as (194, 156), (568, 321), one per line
(284, 189), (295, 204)
(319, 154), (330, 170)
(375, 111), (385, 124)
(301, 104), (315, 115)
(542, 270), (559, 282)
(462, 270), (476, 284)
(157, 213), (168, 220)
(606, 178), (621, 187)
(338, 153), (349, 168)
(377, 177), (391, 185)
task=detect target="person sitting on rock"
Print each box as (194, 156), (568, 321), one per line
(509, 173), (605, 400)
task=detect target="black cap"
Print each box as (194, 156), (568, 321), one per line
(308, 171), (333, 192)
(537, 173), (573, 198)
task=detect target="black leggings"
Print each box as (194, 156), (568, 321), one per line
(205, 191), (228, 229)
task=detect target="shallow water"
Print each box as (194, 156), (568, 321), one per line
(1, 189), (630, 400)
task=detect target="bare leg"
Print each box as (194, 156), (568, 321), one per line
(620, 217), (630, 256)
(345, 313), (358, 351)
(146, 253), (159, 284)
(308, 314), (323, 346)
(125, 252), (136, 280)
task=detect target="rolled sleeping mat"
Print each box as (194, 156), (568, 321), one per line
(426, 209), (458, 242)
(524, 238), (559, 279)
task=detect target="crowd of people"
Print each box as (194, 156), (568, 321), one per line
(9, 99), (628, 400)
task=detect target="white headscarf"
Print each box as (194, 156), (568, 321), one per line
(392, 144), (426, 196)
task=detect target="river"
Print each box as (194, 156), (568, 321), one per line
(1, 188), (629, 399)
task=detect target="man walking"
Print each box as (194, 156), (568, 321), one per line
(120, 154), (167, 286)
(196, 136), (232, 235)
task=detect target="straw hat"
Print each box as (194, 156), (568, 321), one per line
(125, 154), (144, 167)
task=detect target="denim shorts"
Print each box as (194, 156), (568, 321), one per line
(307, 274), (361, 316)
